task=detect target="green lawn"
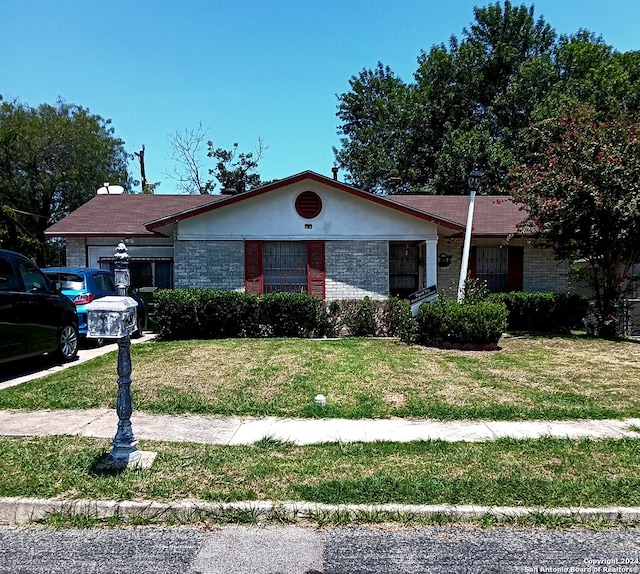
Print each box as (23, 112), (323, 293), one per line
(1, 335), (639, 420)
(1, 435), (638, 510)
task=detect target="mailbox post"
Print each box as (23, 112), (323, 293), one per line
(86, 241), (143, 468)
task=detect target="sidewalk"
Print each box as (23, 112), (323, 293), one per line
(2, 336), (640, 526)
(2, 409), (640, 526)
(1, 408), (639, 445)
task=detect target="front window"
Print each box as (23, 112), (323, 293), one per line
(262, 241), (308, 293)
(99, 258), (173, 289)
(476, 247), (508, 292)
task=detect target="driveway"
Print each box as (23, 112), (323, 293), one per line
(0, 333), (156, 391)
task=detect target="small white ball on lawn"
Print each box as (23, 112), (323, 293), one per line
(314, 394), (327, 407)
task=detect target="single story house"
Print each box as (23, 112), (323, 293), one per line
(45, 170), (569, 300)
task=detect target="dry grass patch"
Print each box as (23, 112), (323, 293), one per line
(1, 335), (640, 420)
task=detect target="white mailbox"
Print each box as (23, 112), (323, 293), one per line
(86, 296), (138, 338)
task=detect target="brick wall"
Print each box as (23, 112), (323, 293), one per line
(174, 239), (389, 298)
(522, 242), (569, 292)
(325, 240), (389, 301)
(65, 238), (86, 267)
(174, 240), (244, 290)
(436, 237), (569, 294)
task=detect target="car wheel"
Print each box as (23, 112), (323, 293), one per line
(56, 323), (79, 362)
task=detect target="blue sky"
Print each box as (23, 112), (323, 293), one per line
(2, 0), (639, 194)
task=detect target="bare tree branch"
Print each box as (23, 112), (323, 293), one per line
(165, 122), (214, 194)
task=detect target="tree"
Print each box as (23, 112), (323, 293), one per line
(0, 97), (133, 263)
(166, 123), (214, 194)
(335, 2), (556, 194)
(167, 124), (267, 195)
(334, 63), (418, 194)
(509, 104), (640, 337)
(208, 137), (267, 194)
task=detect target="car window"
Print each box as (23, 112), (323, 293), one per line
(0, 256), (20, 292)
(61, 274), (84, 290)
(94, 273), (115, 292)
(45, 272), (85, 290)
(17, 259), (49, 293)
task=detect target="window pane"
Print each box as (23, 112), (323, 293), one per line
(263, 241), (308, 293)
(17, 260), (48, 293)
(476, 247), (508, 292)
(0, 256), (20, 291)
(155, 261), (172, 289)
(129, 262), (153, 289)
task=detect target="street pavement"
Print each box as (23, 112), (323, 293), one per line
(1, 524), (639, 573)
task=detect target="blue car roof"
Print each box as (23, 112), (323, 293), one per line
(43, 267), (109, 274)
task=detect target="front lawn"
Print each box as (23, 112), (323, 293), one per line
(1, 335), (639, 420)
(1, 435), (638, 510)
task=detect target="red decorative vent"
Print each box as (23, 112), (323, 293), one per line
(295, 191), (322, 219)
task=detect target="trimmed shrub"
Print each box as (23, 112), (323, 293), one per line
(316, 300), (342, 338)
(376, 297), (414, 338)
(154, 288), (259, 340)
(416, 298), (508, 346)
(148, 289), (416, 341)
(321, 297), (414, 338)
(258, 292), (322, 337)
(153, 288), (202, 340)
(199, 290), (259, 338)
(487, 292), (588, 333)
(343, 296), (377, 336)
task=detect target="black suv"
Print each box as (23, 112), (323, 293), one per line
(0, 249), (79, 364)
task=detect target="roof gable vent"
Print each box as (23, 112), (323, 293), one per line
(295, 191), (322, 219)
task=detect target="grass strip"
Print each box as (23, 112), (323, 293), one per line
(1, 435), (639, 509)
(1, 336), (639, 420)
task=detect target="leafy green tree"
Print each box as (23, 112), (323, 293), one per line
(334, 63), (418, 194)
(0, 98), (133, 263)
(509, 104), (640, 338)
(335, 2), (556, 194)
(335, 2), (640, 196)
(208, 138), (267, 194)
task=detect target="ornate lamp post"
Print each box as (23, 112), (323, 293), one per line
(109, 241), (140, 467)
(457, 168), (483, 302)
(86, 241), (153, 469)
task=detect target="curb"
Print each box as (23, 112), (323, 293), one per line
(2, 497), (640, 526)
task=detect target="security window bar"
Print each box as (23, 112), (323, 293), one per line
(476, 247), (508, 292)
(262, 241), (308, 293)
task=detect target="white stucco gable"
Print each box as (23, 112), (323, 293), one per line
(175, 178), (440, 241)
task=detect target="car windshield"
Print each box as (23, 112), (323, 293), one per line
(45, 272), (85, 290)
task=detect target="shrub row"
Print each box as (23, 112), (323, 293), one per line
(486, 292), (589, 333)
(152, 288), (584, 344)
(413, 298), (508, 346)
(152, 289), (413, 341)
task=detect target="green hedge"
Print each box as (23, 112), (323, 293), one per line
(415, 298), (508, 346)
(487, 292), (588, 333)
(153, 289), (412, 341)
(153, 289), (258, 340)
(258, 292), (322, 337)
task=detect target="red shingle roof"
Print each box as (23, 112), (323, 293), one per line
(45, 194), (222, 237)
(45, 173), (527, 238)
(390, 195), (525, 236)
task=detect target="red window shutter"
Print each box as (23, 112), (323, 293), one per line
(307, 241), (325, 299)
(244, 240), (263, 295)
(507, 246), (524, 291)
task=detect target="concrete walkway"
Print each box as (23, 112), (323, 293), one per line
(2, 408), (639, 445)
(2, 337), (640, 526)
